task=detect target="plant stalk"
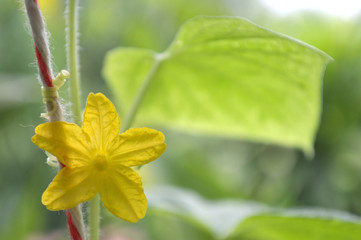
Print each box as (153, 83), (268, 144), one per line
(89, 195), (100, 240)
(67, 0), (82, 126)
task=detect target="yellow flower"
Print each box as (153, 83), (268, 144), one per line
(32, 93), (166, 222)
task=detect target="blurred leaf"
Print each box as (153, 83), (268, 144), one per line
(146, 210), (216, 240)
(103, 16), (331, 154)
(147, 186), (361, 240)
(147, 186), (268, 238)
(0, 74), (40, 110)
(228, 212), (361, 240)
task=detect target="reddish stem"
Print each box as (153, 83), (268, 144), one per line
(35, 46), (53, 87)
(66, 210), (82, 240)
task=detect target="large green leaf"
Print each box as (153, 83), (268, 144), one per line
(147, 187), (361, 240)
(103, 16), (332, 153)
(228, 214), (361, 240)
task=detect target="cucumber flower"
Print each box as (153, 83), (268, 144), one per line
(32, 93), (166, 222)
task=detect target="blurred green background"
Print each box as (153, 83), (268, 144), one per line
(1, 0), (361, 239)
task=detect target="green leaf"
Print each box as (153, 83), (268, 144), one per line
(147, 186), (268, 238)
(103, 16), (332, 154)
(146, 209), (217, 240)
(228, 213), (361, 240)
(147, 187), (361, 240)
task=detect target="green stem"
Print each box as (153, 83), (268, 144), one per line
(120, 58), (162, 132)
(67, 0), (82, 126)
(89, 195), (100, 240)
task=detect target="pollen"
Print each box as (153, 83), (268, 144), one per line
(93, 153), (108, 171)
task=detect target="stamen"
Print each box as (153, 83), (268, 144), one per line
(93, 154), (109, 171)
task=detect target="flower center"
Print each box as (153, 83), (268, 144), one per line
(93, 154), (108, 171)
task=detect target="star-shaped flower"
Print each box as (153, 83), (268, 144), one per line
(32, 93), (166, 222)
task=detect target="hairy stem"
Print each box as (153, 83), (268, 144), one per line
(67, 0), (82, 126)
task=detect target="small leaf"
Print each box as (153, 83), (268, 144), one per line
(103, 16), (332, 154)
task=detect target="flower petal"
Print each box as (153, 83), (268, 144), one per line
(42, 167), (98, 210)
(32, 122), (91, 167)
(82, 93), (121, 151)
(108, 128), (166, 167)
(98, 167), (147, 222)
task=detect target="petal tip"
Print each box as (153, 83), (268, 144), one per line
(94, 92), (105, 97)
(161, 142), (167, 152)
(41, 192), (55, 210)
(33, 123), (44, 134)
(89, 92), (107, 100)
(86, 92), (96, 101)
(31, 134), (37, 144)
(115, 207), (147, 223)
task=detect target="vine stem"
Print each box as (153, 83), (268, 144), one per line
(120, 57), (162, 132)
(67, 0), (82, 126)
(25, 0), (86, 239)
